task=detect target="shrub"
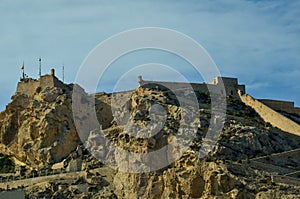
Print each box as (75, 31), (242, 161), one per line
(0, 154), (15, 173)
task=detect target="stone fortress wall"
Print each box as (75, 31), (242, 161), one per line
(138, 76), (246, 98)
(16, 69), (70, 97)
(138, 75), (299, 116)
(16, 78), (40, 97)
(258, 99), (300, 116)
(16, 71), (300, 135)
(138, 75), (300, 135)
(238, 91), (300, 136)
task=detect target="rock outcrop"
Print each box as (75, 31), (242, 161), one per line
(86, 88), (300, 198)
(0, 82), (80, 168)
(0, 78), (300, 198)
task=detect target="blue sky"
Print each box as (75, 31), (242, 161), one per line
(0, 0), (299, 110)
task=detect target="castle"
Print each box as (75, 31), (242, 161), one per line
(258, 99), (300, 116)
(137, 75), (300, 136)
(137, 75), (300, 117)
(16, 69), (70, 97)
(15, 70), (300, 118)
(138, 75), (246, 98)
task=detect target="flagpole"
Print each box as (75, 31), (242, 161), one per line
(62, 64), (64, 82)
(39, 57), (42, 77)
(22, 61), (25, 80)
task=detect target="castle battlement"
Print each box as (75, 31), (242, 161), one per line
(137, 75), (246, 98)
(16, 69), (68, 97)
(258, 99), (300, 116)
(137, 75), (300, 117)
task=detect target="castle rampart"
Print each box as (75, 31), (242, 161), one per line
(16, 69), (69, 97)
(259, 99), (300, 116)
(239, 91), (300, 136)
(138, 76), (246, 98)
(117, 76), (300, 119)
(16, 78), (40, 97)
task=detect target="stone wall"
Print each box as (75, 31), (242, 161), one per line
(16, 70), (68, 98)
(239, 91), (300, 136)
(238, 85), (246, 94)
(0, 170), (86, 190)
(138, 76), (246, 98)
(16, 78), (40, 97)
(296, 107), (300, 116)
(139, 80), (209, 92)
(209, 76), (238, 85)
(259, 99), (300, 116)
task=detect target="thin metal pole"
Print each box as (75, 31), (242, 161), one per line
(39, 57), (42, 77)
(62, 64), (65, 82)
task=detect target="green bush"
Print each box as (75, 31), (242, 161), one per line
(0, 154), (15, 173)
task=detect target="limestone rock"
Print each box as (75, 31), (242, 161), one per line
(1, 81), (300, 198)
(0, 82), (81, 168)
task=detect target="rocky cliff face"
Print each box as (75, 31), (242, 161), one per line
(0, 83), (80, 168)
(0, 82), (300, 198)
(88, 88), (300, 198)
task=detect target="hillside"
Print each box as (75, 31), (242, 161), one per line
(0, 76), (299, 198)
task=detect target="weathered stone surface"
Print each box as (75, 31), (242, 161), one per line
(1, 80), (300, 198)
(0, 82), (80, 168)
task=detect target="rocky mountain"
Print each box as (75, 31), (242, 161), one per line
(0, 79), (299, 198)
(0, 83), (81, 168)
(89, 87), (300, 198)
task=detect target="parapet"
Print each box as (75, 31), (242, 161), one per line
(137, 75), (246, 98)
(259, 99), (300, 116)
(16, 69), (68, 97)
(209, 76), (238, 86)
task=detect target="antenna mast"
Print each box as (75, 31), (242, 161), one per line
(62, 64), (65, 82)
(39, 57), (42, 77)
